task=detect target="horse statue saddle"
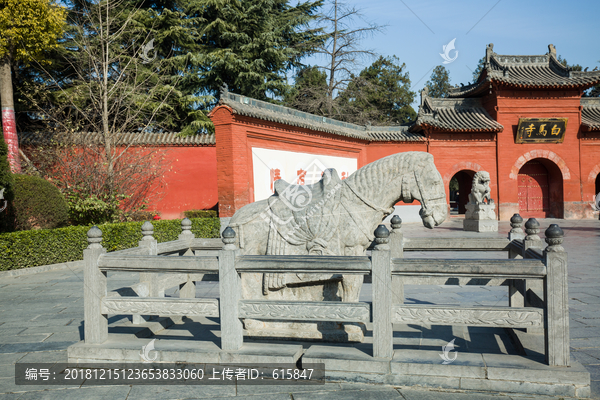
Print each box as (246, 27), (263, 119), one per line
(267, 168), (343, 255)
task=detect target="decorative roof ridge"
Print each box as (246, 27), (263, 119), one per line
(214, 84), (425, 142)
(425, 97), (483, 109)
(367, 124), (412, 132)
(490, 53), (550, 66)
(217, 84), (370, 134)
(449, 44), (600, 98)
(413, 88), (502, 133)
(18, 131), (215, 145)
(447, 81), (488, 98)
(581, 98), (600, 107)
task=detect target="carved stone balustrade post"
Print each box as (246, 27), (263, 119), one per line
(389, 216), (403, 258)
(134, 221), (159, 324)
(139, 221), (159, 295)
(84, 226), (108, 344)
(219, 227), (243, 351)
(523, 218), (544, 333)
(544, 224), (569, 367)
(389, 216), (404, 305)
(509, 213), (525, 242)
(178, 218), (196, 299)
(178, 218), (195, 242)
(508, 214), (525, 308)
(372, 224), (393, 359)
(524, 218), (542, 252)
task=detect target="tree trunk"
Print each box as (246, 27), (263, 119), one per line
(0, 56), (20, 173)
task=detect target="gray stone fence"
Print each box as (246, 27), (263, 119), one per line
(82, 214), (569, 367)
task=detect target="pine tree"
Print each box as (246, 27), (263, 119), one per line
(425, 66), (451, 98)
(284, 66), (328, 115)
(337, 55), (416, 125)
(191, 0), (324, 101)
(472, 57), (485, 83)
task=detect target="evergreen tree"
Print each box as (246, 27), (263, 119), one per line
(191, 0), (324, 101)
(588, 83), (600, 97)
(337, 55), (416, 125)
(18, 0), (213, 135)
(284, 66), (328, 115)
(558, 55), (600, 97)
(472, 57), (485, 83)
(557, 55), (583, 71)
(425, 65), (451, 98)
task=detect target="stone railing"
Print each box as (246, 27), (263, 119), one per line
(82, 214), (569, 367)
(98, 218), (221, 324)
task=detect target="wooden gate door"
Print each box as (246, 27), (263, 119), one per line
(518, 161), (549, 218)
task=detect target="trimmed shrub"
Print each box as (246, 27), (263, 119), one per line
(1, 174), (69, 232)
(184, 209), (218, 218)
(128, 210), (159, 222)
(0, 217), (220, 271)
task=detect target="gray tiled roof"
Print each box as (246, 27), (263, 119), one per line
(410, 90), (503, 133)
(215, 90), (425, 142)
(18, 131), (215, 146)
(449, 44), (600, 98)
(581, 98), (600, 131)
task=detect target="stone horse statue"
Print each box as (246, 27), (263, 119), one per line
(228, 152), (447, 341)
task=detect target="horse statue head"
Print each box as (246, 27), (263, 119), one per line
(345, 152), (447, 230)
(410, 156), (448, 228)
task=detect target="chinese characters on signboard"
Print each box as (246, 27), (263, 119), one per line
(515, 118), (567, 143)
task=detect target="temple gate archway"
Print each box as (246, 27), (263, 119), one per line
(517, 158), (564, 219)
(450, 170), (475, 215)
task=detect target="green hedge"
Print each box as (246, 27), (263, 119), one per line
(183, 209), (218, 218)
(0, 218), (220, 271)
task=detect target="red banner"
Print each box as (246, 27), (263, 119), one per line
(2, 107), (20, 173)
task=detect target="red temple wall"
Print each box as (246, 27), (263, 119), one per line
(365, 142), (427, 163)
(210, 92), (599, 220)
(492, 90), (588, 219)
(144, 146), (218, 219)
(581, 136), (600, 217)
(427, 135), (498, 209)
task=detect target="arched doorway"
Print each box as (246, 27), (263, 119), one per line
(596, 173), (600, 197)
(449, 170), (475, 215)
(517, 159), (563, 218)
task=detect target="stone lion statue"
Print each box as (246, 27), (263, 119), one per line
(468, 171), (494, 205)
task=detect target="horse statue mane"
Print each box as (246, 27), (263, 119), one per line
(469, 171), (494, 205)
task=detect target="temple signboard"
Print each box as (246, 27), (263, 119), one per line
(516, 118), (567, 143)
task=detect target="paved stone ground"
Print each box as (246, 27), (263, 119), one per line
(0, 218), (598, 399)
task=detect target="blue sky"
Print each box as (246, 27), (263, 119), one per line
(302, 0), (600, 104)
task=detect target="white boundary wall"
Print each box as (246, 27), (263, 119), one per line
(251, 147), (358, 202)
